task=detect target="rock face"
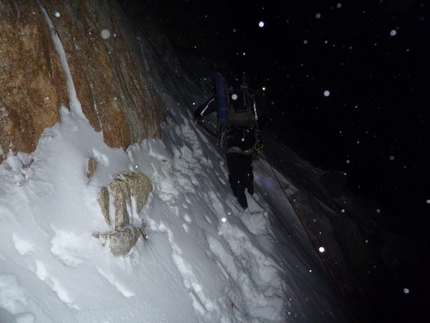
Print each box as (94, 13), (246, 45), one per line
(0, 0), (164, 162)
(319, 170), (347, 198)
(96, 171), (153, 256)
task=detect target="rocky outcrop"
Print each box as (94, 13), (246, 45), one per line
(86, 157), (98, 179)
(319, 170), (347, 198)
(0, 0), (165, 163)
(95, 171), (152, 256)
(0, 1), (65, 158)
(123, 1), (183, 77)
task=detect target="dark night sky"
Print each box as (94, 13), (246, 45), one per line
(141, 0), (429, 227)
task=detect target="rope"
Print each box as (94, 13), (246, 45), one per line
(268, 163), (361, 323)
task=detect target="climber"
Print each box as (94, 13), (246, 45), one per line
(194, 74), (266, 209)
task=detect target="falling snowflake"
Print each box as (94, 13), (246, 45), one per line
(101, 29), (111, 39)
(324, 90), (330, 97)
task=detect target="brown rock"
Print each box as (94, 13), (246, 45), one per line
(98, 186), (111, 226)
(97, 171), (153, 256)
(86, 157), (98, 179)
(108, 227), (140, 257)
(0, 0), (165, 163)
(0, 1), (65, 160)
(109, 179), (131, 230)
(121, 172), (153, 213)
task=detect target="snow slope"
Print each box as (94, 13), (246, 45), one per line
(0, 7), (354, 323)
(0, 101), (350, 323)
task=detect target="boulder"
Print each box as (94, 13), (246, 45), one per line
(109, 179), (132, 230)
(121, 172), (153, 213)
(96, 171), (152, 256)
(108, 227), (141, 257)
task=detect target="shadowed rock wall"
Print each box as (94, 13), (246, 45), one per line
(0, 0), (164, 162)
